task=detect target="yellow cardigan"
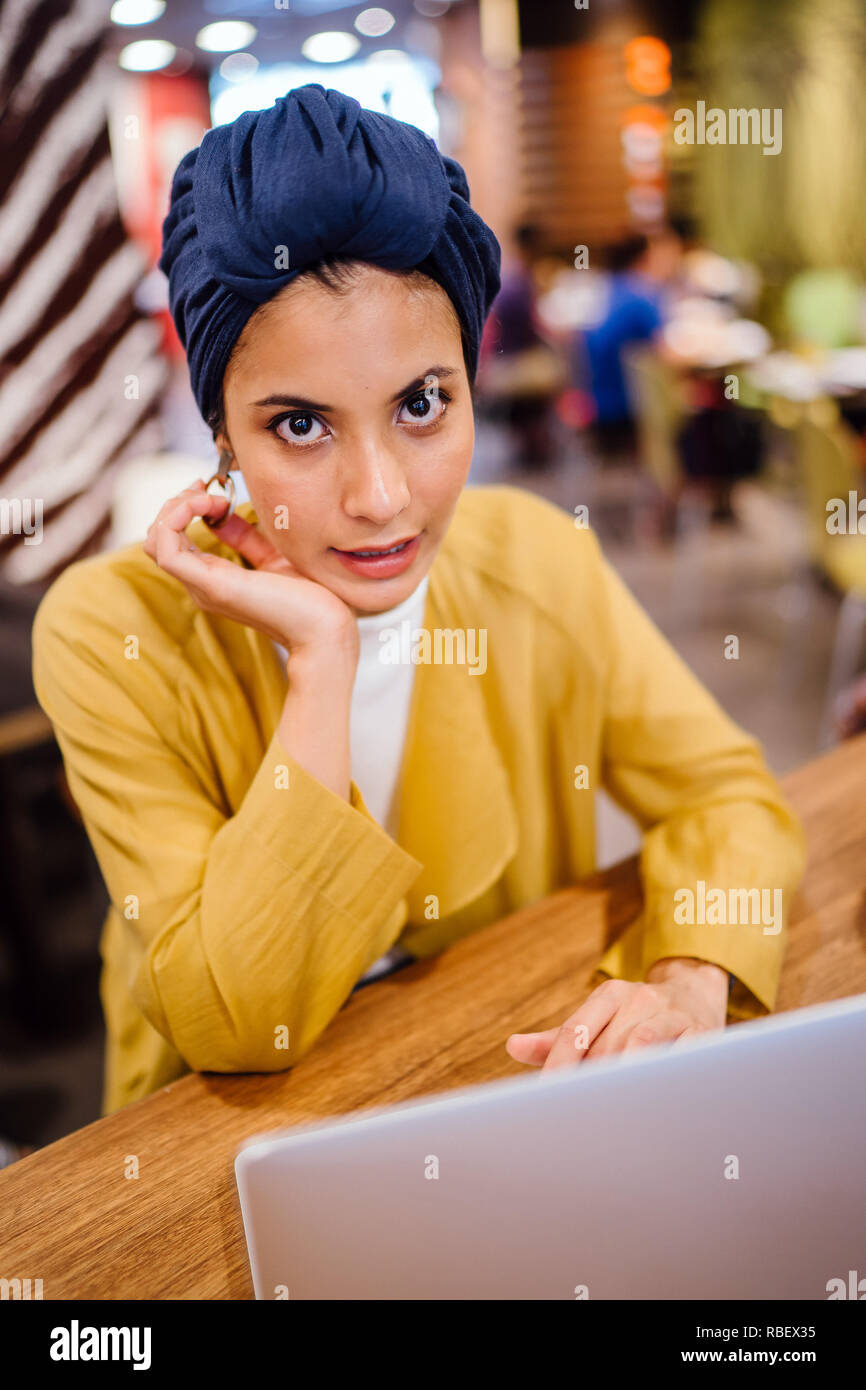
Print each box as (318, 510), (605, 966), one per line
(31, 484), (805, 1114)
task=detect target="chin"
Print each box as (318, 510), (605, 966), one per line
(346, 576), (416, 615)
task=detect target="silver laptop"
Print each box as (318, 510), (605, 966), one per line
(235, 992), (866, 1300)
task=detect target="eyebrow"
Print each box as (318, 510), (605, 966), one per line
(250, 365), (459, 414)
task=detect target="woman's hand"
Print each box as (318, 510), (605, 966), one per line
(505, 957), (729, 1071)
(143, 480), (357, 660)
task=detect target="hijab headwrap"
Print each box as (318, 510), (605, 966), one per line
(159, 83), (501, 425)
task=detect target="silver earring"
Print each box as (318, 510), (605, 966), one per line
(203, 448), (236, 529)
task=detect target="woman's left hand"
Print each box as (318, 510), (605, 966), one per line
(505, 956), (729, 1071)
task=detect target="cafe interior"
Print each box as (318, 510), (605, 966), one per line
(1, 0), (865, 1208)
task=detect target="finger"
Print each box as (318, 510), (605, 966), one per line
(144, 487), (224, 556)
(619, 1014), (692, 1055)
(152, 494), (236, 576)
(163, 479), (207, 502)
(505, 1029), (559, 1067)
(154, 531), (253, 602)
(161, 489), (228, 538)
(207, 512), (284, 570)
(151, 479), (209, 528)
(674, 1025), (706, 1044)
(541, 981), (629, 1071)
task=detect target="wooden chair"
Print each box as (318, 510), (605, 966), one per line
(795, 418), (866, 744)
(621, 344), (712, 620)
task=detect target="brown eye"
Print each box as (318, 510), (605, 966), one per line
(287, 414), (313, 435)
(398, 390), (448, 425)
(273, 413), (327, 445)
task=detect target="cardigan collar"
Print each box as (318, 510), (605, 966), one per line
(191, 500), (519, 923)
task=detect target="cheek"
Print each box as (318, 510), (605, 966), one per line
(244, 474), (327, 557)
(412, 415), (474, 516)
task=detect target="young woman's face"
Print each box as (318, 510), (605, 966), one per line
(218, 264), (474, 615)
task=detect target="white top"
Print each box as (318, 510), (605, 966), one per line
(272, 574), (429, 985)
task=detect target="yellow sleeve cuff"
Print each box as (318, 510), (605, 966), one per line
(594, 911), (786, 1018)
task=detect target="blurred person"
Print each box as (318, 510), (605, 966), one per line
(476, 223), (566, 467)
(668, 218), (761, 315)
(577, 227), (682, 461)
(490, 223), (542, 356)
(673, 374), (765, 522)
(31, 86), (804, 1114)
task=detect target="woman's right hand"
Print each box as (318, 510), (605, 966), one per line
(143, 480), (358, 663)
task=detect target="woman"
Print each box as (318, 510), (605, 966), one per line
(32, 86), (805, 1115)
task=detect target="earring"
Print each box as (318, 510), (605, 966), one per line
(203, 448), (236, 529)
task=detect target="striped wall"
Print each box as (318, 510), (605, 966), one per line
(0, 0), (167, 587)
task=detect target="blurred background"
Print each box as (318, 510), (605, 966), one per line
(4, 0), (866, 1155)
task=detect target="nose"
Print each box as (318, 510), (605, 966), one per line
(342, 440), (410, 527)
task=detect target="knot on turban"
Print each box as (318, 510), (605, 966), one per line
(159, 83), (501, 425)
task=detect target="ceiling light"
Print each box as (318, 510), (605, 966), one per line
(195, 21), (257, 54)
(118, 39), (176, 71)
(365, 48), (411, 66)
(301, 31), (361, 64)
(220, 52), (260, 83)
(355, 8), (396, 38)
(110, 0), (165, 25)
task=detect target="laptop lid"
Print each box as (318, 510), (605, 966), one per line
(235, 993), (866, 1300)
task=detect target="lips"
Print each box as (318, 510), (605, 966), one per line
(334, 536), (416, 558)
(331, 532), (422, 579)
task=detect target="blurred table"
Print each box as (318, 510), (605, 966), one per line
(660, 308), (771, 370)
(745, 346), (866, 401)
(1, 737), (865, 1299)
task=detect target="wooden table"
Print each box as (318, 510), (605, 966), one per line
(2, 737), (865, 1300)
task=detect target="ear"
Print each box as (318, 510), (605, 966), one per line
(214, 432), (234, 465)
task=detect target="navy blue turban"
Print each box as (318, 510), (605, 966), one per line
(159, 83), (501, 425)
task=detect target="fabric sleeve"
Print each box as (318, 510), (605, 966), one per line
(588, 543), (807, 1018)
(31, 578), (422, 1075)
